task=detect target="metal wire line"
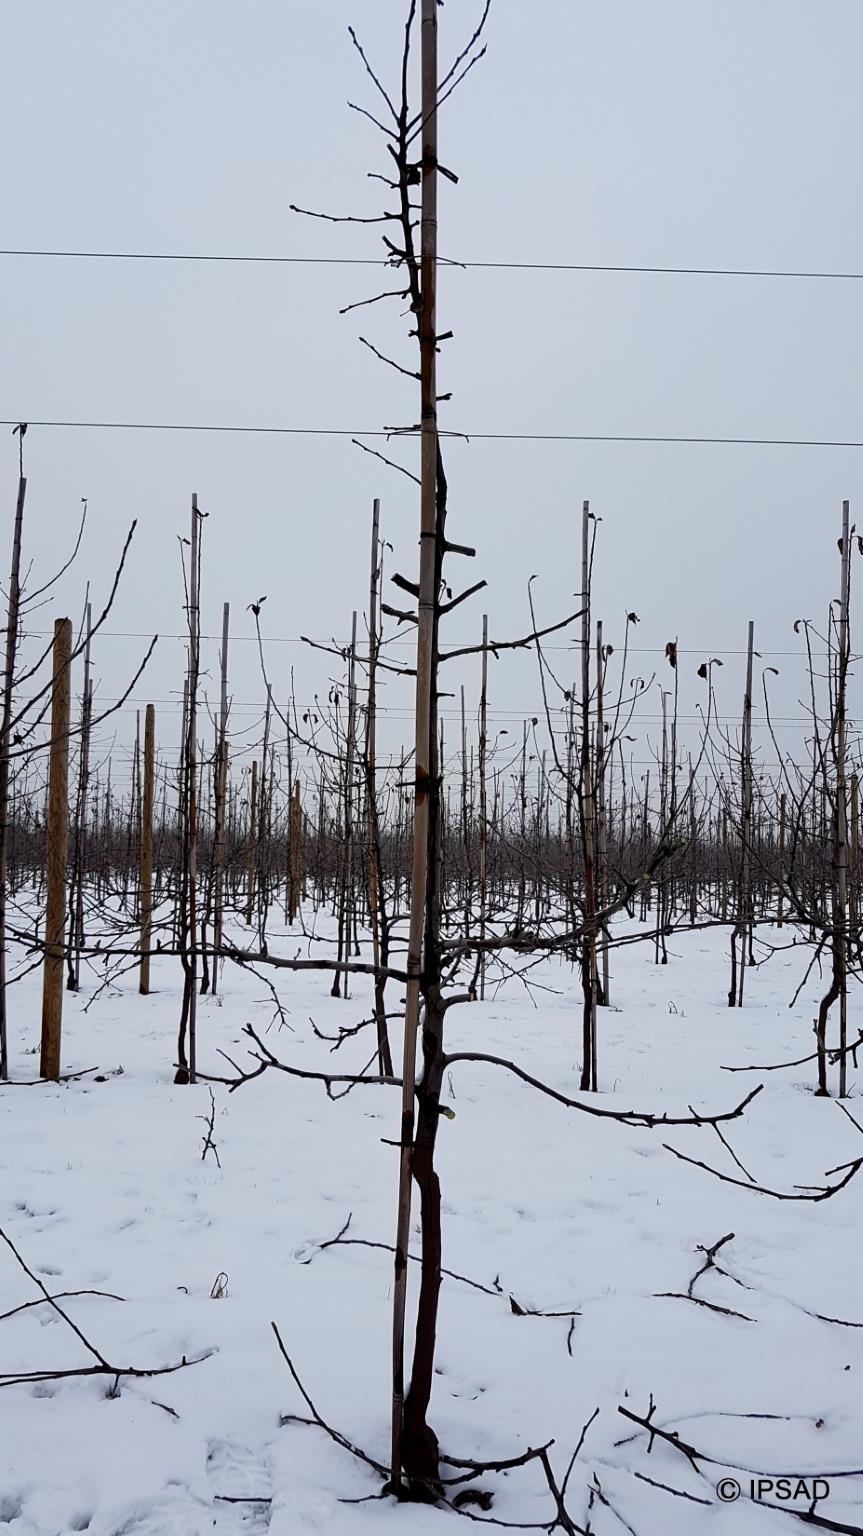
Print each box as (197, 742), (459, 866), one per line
(3, 248), (863, 281)
(16, 629), (841, 658)
(3, 419), (863, 449)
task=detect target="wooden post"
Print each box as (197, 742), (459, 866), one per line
(688, 757), (698, 927)
(185, 495), (200, 1083)
(212, 601), (230, 984)
(365, 497), (390, 1070)
(777, 791), (786, 927)
(290, 780), (303, 920)
(579, 501), (599, 1088)
(478, 613), (488, 999)
(596, 619), (610, 1005)
(731, 622), (754, 1007)
(836, 500), (850, 1096)
(0, 471), (26, 1078)
(850, 774), (859, 941)
(342, 611), (358, 998)
(245, 759), (258, 925)
(255, 695), (271, 944)
(139, 704), (155, 994)
(40, 618), (72, 1080)
(68, 601), (92, 991)
(721, 801), (729, 924)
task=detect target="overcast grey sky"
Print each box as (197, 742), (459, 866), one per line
(3, 1), (862, 776)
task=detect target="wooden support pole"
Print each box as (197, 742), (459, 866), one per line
(245, 759), (258, 926)
(478, 612), (488, 999)
(212, 601), (230, 983)
(139, 703), (155, 994)
(186, 495), (200, 1083)
(40, 617), (72, 1080)
(67, 600), (92, 992)
(850, 774), (859, 940)
(777, 791), (786, 927)
(837, 499), (850, 1097)
(0, 471), (26, 1078)
(596, 619), (610, 1003)
(579, 500), (599, 1088)
(290, 780), (303, 920)
(345, 611), (358, 987)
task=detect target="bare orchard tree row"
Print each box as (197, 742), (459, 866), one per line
(3, 498), (861, 1077)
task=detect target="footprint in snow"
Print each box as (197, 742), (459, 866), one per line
(207, 1438), (272, 1532)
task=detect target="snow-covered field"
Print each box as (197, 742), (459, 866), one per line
(1, 913), (861, 1535)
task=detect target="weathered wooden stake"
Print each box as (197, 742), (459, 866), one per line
(212, 601), (230, 985)
(0, 470), (26, 1078)
(478, 613), (488, 999)
(836, 499), (850, 1096)
(185, 494), (201, 1083)
(245, 759), (258, 926)
(40, 618), (72, 1080)
(139, 704), (155, 994)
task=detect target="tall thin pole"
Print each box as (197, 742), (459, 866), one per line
(391, 0), (438, 1490)
(245, 759), (258, 925)
(736, 620), (754, 1007)
(212, 601), (230, 984)
(343, 611), (358, 997)
(478, 613), (488, 999)
(777, 791), (786, 927)
(0, 471), (26, 1078)
(256, 694), (271, 945)
(67, 599), (93, 992)
(850, 774), (859, 941)
(596, 619), (609, 1005)
(40, 617), (72, 1080)
(579, 501), (598, 1089)
(366, 499), (389, 1069)
(837, 499), (850, 1096)
(186, 495), (200, 1083)
(139, 703), (155, 994)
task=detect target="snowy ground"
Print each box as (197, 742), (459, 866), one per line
(1, 910), (862, 1535)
